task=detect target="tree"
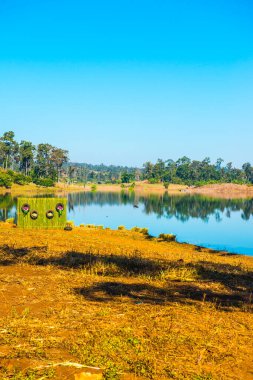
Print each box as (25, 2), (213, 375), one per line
(51, 148), (69, 182)
(0, 131), (19, 169)
(121, 172), (135, 183)
(19, 140), (36, 175)
(143, 161), (154, 179)
(34, 143), (55, 179)
(242, 162), (253, 183)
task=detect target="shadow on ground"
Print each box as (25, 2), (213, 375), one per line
(0, 244), (252, 310)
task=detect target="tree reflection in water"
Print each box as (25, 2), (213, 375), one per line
(67, 191), (253, 222)
(1, 191), (253, 222)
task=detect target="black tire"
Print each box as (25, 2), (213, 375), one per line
(30, 210), (38, 220)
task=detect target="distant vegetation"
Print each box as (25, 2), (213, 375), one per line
(0, 131), (68, 187)
(65, 157), (253, 186)
(1, 130), (253, 187)
(142, 157), (253, 185)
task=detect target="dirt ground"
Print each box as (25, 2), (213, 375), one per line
(0, 223), (253, 379)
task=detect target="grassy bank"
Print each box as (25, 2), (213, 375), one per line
(0, 182), (187, 196)
(184, 183), (253, 199)
(3, 182), (253, 199)
(0, 223), (252, 379)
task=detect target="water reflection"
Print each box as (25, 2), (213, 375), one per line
(66, 191), (253, 222)
(1, 191), (253, 254)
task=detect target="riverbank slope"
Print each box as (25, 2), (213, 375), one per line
(185, 183), (253, 199)
(0, 223), (252, 379)
(2, 182), (253, 199)
(0, 182), (186, 196)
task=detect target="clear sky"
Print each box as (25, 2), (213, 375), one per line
(0, 0), (253, 167)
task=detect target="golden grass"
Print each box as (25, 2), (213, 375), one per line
(185, 183), (253, 199)
(0, 223), (252, 379)
(0, 182), (187, 197)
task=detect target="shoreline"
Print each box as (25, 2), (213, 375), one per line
(2, 182), (253, 199)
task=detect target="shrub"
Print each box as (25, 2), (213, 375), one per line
(163, 182), (169, 189)
(140, 228), (149, 236)
(148, 178), (160, 184)
(5, 217), (15, 224)
(131, 226), (141, 232)
(65, 221), (74, 231)
(0, 172), (13, 188)
(158, 233), (176, 242)
(14, 173), (32, 185)
(118, 225), (126, 230)
(34, 178), (55, 187)
(6, 169), (15, 178)
(91, 184), (97, 192)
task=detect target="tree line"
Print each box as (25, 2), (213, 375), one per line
(0, 131), (68, 187)
(142, 157), (253, 185)
(1, 130), (253, 187)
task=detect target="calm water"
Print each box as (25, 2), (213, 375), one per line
(1, 191), (253, 255)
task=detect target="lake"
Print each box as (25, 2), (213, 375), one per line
(1, 191), (253, 255)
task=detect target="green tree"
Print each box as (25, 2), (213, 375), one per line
(19, 140), (36, 175)
(0, 131), (19, 169)
(34, 143), (56, 179)
(51, 147), (69, 182)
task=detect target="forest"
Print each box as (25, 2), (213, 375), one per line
(1, 130), (253, 187)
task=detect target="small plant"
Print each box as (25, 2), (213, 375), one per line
(192, 374), (213, 380)
(131, 226), (141, 232)
(118, 225), (126, 230)
(163, 182), (169, 189)
(65, 220), (74, 231)
(80, 223), (85, 227)
(5, 217), (15, 224)
(158, 233), (176, 242)
(140, 228), (149, 236)
(91, 184), (97, 192)
(103, 364), (121, 380)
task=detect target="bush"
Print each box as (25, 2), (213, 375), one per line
(5, 217), (15, 224)
(118, 225), (126, 230)
(163, 182), (169, 189)
(148, 178), (160, 184)
(158, 233), (176, 242)
(131, 226), (141, 232)
(140, 228), (149, 236)
(91, 184), (97, 192)
(0, 172), (13, 188)
(6, 169), (15, 178)
(34, 178), (55, 187)
(14, 173), (32, 185)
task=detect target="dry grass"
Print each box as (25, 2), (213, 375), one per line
(0, 182), (186, 197)
(0, 223), (253, 380)
(185, 183), (253, 199)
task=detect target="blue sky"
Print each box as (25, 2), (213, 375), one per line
(0, 0), (253, 166)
